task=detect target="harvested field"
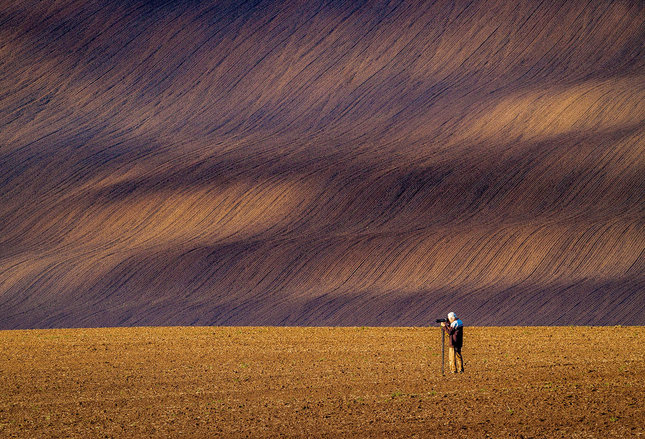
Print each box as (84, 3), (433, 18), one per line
(1, 326), (643, 438)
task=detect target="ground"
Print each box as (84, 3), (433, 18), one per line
(0, 326), (643, 438)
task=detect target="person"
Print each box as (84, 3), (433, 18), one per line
(441, 312), (464, 373)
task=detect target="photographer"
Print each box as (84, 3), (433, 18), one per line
(441, 312), (464, 373)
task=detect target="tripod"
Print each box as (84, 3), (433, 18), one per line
(441, 326), (445, 375)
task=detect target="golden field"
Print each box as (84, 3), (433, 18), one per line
(1, 326), (643, 438)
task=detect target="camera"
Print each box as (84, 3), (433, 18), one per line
(435, 318), (448, 323)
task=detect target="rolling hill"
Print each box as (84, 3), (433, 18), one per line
(1, 0), (644, 328)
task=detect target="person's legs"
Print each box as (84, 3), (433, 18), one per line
(455, 348), (464, 372)
(448, 347), (456, 373)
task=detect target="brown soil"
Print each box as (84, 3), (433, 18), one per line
(1, 1), (644, 328)
(1, 326), (643, 438)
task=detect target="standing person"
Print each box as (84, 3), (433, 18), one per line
(441, 312), (464, 373)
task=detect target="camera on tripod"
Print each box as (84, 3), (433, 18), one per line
(435, 318), (448, 323)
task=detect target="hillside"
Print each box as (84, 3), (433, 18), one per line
(1, 0), (644, 328)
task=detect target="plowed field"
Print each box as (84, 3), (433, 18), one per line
(2, 0), (644, 329)
(1, 326), (643, 438)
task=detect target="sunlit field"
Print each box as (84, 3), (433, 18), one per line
(1, 326), (643, 438)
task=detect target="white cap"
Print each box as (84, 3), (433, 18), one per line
(448, 312), (457, 320)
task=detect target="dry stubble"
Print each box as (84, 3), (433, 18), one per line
(0, 326), (643, 438)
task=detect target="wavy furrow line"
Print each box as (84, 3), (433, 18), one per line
(1, 0), (644, 328)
